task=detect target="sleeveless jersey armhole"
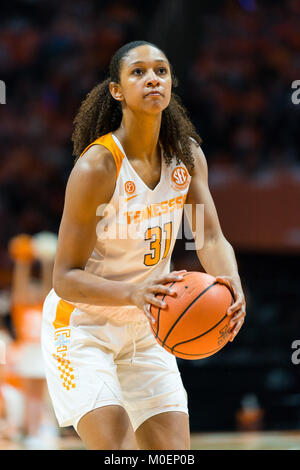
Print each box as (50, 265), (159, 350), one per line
(79, 132), (125, 179)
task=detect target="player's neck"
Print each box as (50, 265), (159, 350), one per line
(115, 112), (161, 163)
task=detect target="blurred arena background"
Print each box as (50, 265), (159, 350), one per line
(0, 0), (299, 450)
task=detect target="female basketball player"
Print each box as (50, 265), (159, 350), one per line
(41, 41), (246, 450)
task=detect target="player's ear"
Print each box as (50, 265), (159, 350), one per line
(109, 82), (123, 102)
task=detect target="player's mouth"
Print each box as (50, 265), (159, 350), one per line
(145, 91), (163, 97)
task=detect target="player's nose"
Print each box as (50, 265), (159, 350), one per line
(145, 69), (160, 87)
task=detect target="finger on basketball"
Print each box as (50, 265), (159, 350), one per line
(230, 317), (244, 333)
(148, 284), (176, 297)
(229, 309), (245, 328)
(145, 292), (166, 309)
(143, 304), (155, 324)
(227, 298), (243, 316)
(215, 276), (235, 297)
(158, 272), (185, 284)
(229, 319), (244, 341)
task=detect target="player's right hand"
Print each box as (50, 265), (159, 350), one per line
(130, 270), (187, 324)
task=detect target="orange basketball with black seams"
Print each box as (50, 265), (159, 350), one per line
(150, 271), (234, 360)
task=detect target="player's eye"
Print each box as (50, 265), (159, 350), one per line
(132, 68), (144, 75)
(157, 67), (167, 74)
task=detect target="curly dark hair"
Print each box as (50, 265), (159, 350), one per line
(72, 40), (202, 171)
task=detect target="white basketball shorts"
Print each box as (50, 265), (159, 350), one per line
(41, 289), (189, 433)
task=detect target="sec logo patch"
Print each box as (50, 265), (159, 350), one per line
(125, 180), (136, 194)
(171, 166), (189, 190)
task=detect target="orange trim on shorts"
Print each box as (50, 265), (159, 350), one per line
(80, 132), (125, 178)
(53, 299), (75, 330)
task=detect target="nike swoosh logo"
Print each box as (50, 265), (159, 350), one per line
(125, 194), (139, 201)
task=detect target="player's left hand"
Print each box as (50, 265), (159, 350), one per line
(215, 275), (246, 342)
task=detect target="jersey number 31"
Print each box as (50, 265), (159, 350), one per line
(144, 222), (172, 266)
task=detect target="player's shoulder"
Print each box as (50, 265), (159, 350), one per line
(75, 144), (117, 180)
(188, 137), (207, 177)
(66, 144), (117, 202)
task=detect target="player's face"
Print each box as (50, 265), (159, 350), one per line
(114, 45), (172, 115)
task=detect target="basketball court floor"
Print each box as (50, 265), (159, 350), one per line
(1, 430), (300, 450)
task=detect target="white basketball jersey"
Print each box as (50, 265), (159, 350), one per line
(61, 132), (191, 325)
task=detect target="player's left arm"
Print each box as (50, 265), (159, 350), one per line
(185, 140), (246, 341)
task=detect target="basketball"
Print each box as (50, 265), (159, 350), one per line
(150, 271), (234, 360)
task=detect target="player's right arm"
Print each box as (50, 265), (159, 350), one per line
(53, 145), (182, 321)
(53, 145), (130, 306)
